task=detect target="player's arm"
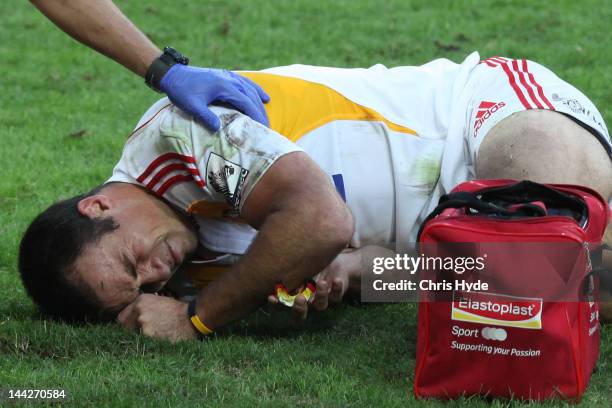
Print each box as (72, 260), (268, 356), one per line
(117, 151), (354, 341)
(194, 152), (355, 328)
(115, 110), (352, 340)
(30, 0), (270, 130)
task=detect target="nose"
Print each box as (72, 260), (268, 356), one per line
(139, 258), (172, 288)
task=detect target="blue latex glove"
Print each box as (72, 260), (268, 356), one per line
(159, 64), (270, 131)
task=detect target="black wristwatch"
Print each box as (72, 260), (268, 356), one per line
(145, 46), (190, 92)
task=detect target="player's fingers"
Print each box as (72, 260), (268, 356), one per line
(139, 323), (156, 339)
(329, 278), (345, 304)
(267, 294), (280, 305)
(312, 280), (330, 311)
(117, 303), (138, 331)
(292, 294), (308, 320)
(191, 102), (221, 132)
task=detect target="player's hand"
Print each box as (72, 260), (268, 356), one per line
(267, 249), (358, 320)
(160, 65), (270, 131)
(117, 294), (198, 342)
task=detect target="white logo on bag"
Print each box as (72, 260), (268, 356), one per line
(481, 327), (507, 341)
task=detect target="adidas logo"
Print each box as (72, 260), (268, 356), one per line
(474, 100), (506, 137)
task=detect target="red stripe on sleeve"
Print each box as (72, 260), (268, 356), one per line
(490, 56), (508, 64)
(146, 163), (204, 190)
(512, 60), (544, 109)
(155, 174), (195, 196)
(500, 63), (532, 109)
(523, 60), (555, 110)
(137, 153), (197, 183)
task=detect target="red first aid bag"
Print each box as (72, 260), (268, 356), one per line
(414, 179), (610, 401)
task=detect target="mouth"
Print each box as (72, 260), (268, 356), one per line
(144, 281), (166, 294)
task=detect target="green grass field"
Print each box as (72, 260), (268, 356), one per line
(1, 0), (611, 406)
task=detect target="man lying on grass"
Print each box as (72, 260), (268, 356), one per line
(19, 52), (612, 341)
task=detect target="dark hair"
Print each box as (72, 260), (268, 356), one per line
(19, 185), (119, 323)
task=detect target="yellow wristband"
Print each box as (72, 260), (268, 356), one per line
(188, 299), (213, 336)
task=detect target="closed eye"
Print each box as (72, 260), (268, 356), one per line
(122, 252), (138, 279)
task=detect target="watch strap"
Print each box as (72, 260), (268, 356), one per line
(145, 47), (189, 92)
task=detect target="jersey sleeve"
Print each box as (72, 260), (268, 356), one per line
(107, 104), (303, 214)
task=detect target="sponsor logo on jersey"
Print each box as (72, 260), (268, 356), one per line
(473, 100), (506, 137)
(451, 290), (542, 329)
(206, 152), (249, 209)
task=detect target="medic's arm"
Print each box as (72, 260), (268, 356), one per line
(30, 0), (270, 130)
(31, 0), (159, 76)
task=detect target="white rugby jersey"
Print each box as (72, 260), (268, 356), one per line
(107, 103), (303, 254)
(239, 53), (482, 252)
(108, 52), (610, 255)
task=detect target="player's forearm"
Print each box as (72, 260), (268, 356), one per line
(31, 0), (160, 76)
(196, 198), (354, 329)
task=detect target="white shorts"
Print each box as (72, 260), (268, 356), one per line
(436, 54), (611, 224)
(465, 56), (611, 164)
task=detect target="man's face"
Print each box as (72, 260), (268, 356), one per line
(70, 191), (198, 314)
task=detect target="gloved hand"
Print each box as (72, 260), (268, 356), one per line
(160, 64), (270, 131)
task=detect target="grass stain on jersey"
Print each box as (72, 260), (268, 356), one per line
(413, 157), (441, 193)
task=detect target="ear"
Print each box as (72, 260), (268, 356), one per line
(77, 195), (114, 218)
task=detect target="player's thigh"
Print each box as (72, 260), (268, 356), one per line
(475, 109), (612, 200)
(477, 109), (612, 322)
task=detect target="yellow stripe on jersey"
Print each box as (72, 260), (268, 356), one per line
(241, 72), (417, 141)
(186, 264), (228, 288)
(187, 200), (230, 218)
(187, 200), (248, 224)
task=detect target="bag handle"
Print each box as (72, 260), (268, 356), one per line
(416, 191), (513, 241)
(479, 180), (586, 216)
(417, 181), (582, 241)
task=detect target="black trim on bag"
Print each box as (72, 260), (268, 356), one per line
(417, 180), (588, 242)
